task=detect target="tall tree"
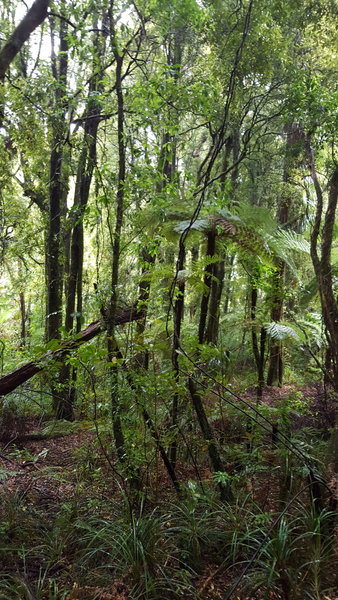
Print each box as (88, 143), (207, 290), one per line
(267, 123), (304, 386)
(46, 7), (70, 417)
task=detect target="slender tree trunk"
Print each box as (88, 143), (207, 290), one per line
(0, 0), (49, 81)
(307, 151), (338, 388)
(188, 377), (233, 502)
(19, 291), (26, 349)
(266, 263), (285, 386)
(47, 11), (70, 418)
(169, 243), (185, 468)
(198, 230), (216, 345)
(186, 229), (234, 501)
(159, 31), (183, 467)
(306, 143), (338, 506)
(134, 248), (156, 370)
(106, 31), (126, 459)
(59, 16), (106, 419)
(267, 123), (302, 386)
(316, 166), (338, 389)
(47, 145), (63, 343)
(0, 0), (49, 126)
(205, 258), (225, 345)
(224, 253), (235, 314)
(250, 278), (266, 397)
(205, 133), (239, 344)
(189, 246), (199, 321)
(134, 109), (176, 368)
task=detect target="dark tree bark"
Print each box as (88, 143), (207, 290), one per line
(134, 113), (176, 369)
(266, 264), (285, 386)
(163, 32), (183, 468)
(46, 11), (70, 418)
(46, 12), (68, 343)
(307, 143), (338, 390)
(47, 138), (64, 345)
(224, 253), (235, 314)
(0, 0), (49, 81)
(169, 242), (186, 468)
(19, 291), (27, 349)
(142, 407), (181, 495)
(198, 230), (216, 345)
(205, 133), (239, 344)
(65, 19), (106, 335)
(205, 257), (225, 345)
(250, 277), (266, 398)
(134, 248), (156, 370)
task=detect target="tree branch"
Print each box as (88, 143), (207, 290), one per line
(0, 0), (50, 81)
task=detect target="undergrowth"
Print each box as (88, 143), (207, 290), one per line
(0, 386), (336, 600)
(0, 480), (336, 599)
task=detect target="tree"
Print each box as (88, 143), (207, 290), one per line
(0, 0), (337, 509)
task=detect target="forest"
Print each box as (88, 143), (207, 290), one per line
(0, 0), (337, 598)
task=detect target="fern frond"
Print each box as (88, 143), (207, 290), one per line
(265, 321), (299, 341)
(274, 229), (310, 254)
(173, 219), (208, 233)
(235, 203), (277, 234)
(298, 277), (319, 308)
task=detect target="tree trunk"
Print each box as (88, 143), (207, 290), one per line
(188, 377), (233, 502)
(60, 18), (106, 419)
(306, 144), (338, 508)
(224, 253), (235, 314)
(169, 242), (186, 468)
(105, 14), (126, 459)
(250, 278), (266, 397)
(46, 11), (70, 418)
(198, 230), (216, 345)
(0, 0), (49, 82)
(266, 264), (285, 386)
(0, 0), (49, 127)
(306, 144), (338, 388)
(19, 291), (26, 349)
(267, 123), (302, 386)
(205, 258), (225, 345)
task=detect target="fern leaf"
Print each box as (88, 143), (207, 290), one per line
(174, 219), (209, 233)
(265, 321), (299, 341)
(275, 229), (310, 253)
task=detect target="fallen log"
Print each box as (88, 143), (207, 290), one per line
(0, 304), (143, 397)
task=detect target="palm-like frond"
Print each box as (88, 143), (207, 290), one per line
(265, 321), (299, 341)
(172, 204), (310, 270)
(173, 219), (208, 233)
(274, 229), (310, 254)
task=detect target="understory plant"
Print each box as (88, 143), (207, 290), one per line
(73, 496), (193, 599)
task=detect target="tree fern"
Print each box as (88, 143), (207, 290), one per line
(173, 207), (310, 270)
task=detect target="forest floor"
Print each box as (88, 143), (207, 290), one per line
(0, 383), (337, 600)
